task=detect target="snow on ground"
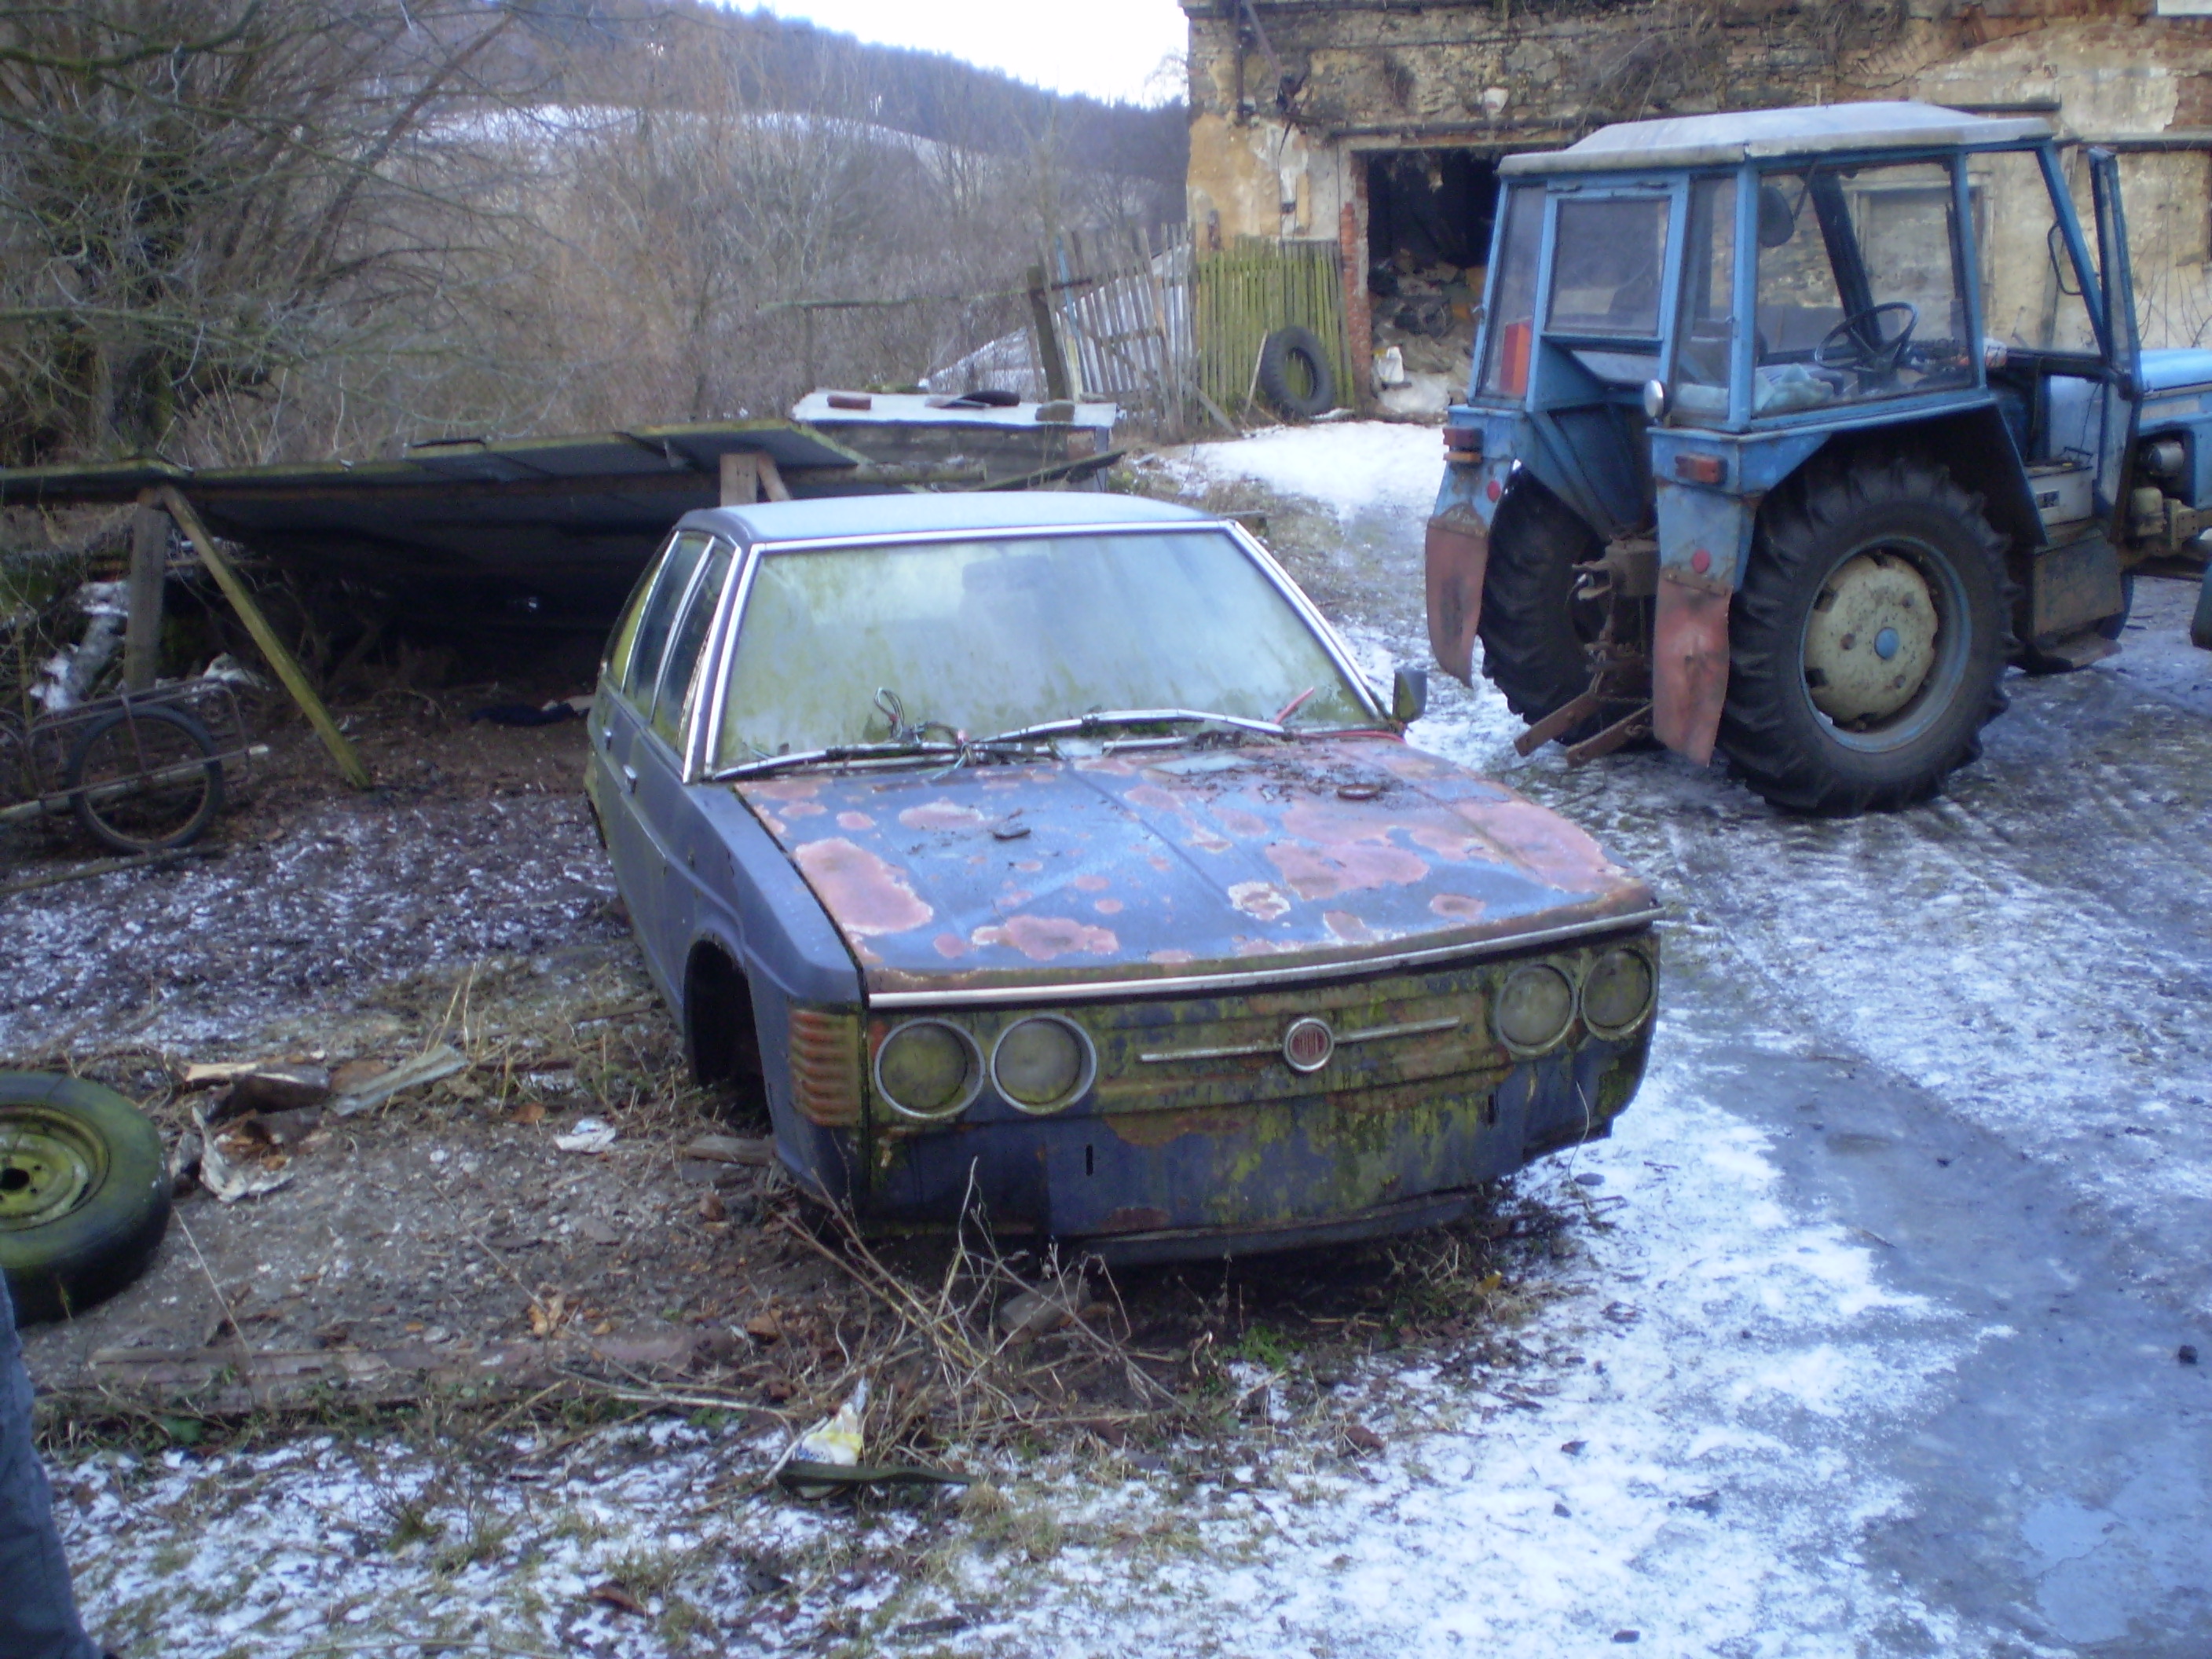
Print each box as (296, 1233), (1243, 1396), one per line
(1192, 420), (2212, 1317)
(64, 1012), (2013, 1657)
(1175, 419), (1448, 523)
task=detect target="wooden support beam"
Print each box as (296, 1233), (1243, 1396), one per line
(157, 487), (372, 790)
(718, 452), (794, 506)
(719, 452), (760, 504)
(123, 493), (167, 690)
(756, 452), (792, 502)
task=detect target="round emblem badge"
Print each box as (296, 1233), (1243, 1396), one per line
(1282, 1016), (1335, 1073)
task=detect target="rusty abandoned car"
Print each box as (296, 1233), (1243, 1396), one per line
(588, 493), (1662, 1261)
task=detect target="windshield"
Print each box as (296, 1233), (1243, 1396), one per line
(714, 529), (1371, 767)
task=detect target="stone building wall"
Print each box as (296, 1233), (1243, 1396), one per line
(1181, 1), (2212, 398)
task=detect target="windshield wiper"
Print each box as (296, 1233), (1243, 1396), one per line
(714, 738), (962, 781)
(966, 708), (1291, 748)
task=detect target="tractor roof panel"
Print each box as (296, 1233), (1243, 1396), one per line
(1499, 101), (2053, 178)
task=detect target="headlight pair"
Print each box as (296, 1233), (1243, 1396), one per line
(1493, 946), (1654, 1054)
(873, 1014), (1095, 1122)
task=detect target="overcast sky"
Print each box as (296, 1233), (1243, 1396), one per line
(740, 1), (1191, 104)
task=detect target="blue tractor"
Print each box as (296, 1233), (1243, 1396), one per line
(1427, 103), (2212, 813)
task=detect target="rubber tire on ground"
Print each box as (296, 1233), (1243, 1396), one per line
(2, 1072), (172, 1326)
(64, 702), (225, 855)
(1256, 327), (1336, 419)
(2016, 569), (2133, 675)
(1475, 475), (1610, 745)
(1719, 452), (2012, 815)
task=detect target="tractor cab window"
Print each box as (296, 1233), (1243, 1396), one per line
(1754, 160), (1973, 415)
(1478, 184), (1544, 399)
(1547, 194), (1670, 385)
(1672, 176), (1738, 423)
(1969, 148), (2098, 357)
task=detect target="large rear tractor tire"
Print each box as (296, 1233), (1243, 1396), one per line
(1476, 478), (1610, 745)
(1719, 452), (2012, 815)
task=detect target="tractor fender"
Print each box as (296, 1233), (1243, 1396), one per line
(1650, 475), (1760, 764)
(1426, 445), (1514, 683)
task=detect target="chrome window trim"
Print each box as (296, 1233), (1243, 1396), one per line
(1218, 519), (1389, 722)
(654, 535), (735, 764)
(746, 522), (1207, 555)
(625, 527), (716, 711)
(686, 538), (757, 783)
(694, 519), (1388, 748)
(865, 907), (1668, 1009)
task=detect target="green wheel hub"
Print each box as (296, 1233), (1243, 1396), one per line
(0, 1107), (106, 1229)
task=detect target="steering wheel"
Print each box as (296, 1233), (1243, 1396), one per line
(1813, 302), (1920, 379)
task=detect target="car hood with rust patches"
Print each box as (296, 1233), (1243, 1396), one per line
(734, 735), (1654, 996)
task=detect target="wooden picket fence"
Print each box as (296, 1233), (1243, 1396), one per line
(1192, 236), (1354, 419)
(928, 229), (1353, 430)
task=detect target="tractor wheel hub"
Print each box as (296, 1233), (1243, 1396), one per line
(1805, 551), (1939, 723)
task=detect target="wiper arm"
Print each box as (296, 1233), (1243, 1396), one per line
(968, 708), (1289, 747)
(714, 739), (961, 781)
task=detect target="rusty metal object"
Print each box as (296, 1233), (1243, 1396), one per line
(1652, 571), (1732, 765)
(739, 733), (1661, 1257)
(742, 735), (1653, 1004)
(1425, 511), (1492, 682)
(1563, 702), (1654, 764)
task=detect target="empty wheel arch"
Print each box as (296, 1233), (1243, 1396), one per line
(683, 943), (768, 1117)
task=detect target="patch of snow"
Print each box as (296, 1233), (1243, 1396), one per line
(1185, 420), (1446, 525)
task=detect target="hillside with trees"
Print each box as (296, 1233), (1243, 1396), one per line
(0, 0), (1188, 471)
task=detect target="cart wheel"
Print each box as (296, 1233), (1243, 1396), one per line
(64, 704), (225, 855)
(2, 1072), (172, 1325)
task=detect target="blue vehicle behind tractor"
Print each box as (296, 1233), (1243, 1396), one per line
(1426, 103), (2212, 814)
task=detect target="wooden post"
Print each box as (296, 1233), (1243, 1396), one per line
(123, 492), (167, 691)
(719, 452), (759, 504)
(1027, 264), (1071, 401)
(157, 487), (372, 790)
(718, 452), (793, 506)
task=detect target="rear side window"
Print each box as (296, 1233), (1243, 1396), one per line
(1549, 196), (1670, 337)
(1478, 184), (1544, 399)
(651, 540), (734, 747)
(618, 530), (712, 706)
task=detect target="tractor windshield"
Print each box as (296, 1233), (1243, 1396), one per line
(1752, 159), (1973, 415)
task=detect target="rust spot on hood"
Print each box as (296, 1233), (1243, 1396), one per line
(899, 800), (990, 831)
(792, 838), (933, 936)
(970, 915), (1120, 960)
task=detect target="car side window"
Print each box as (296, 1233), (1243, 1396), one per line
(618, 530), (712, 708)
(650, 539), (734, 749)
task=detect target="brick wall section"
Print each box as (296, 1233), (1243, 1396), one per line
(1339, 202), (1372, 386)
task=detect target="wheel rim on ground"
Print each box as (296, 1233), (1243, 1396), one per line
(0, 1107), (106, 1232)
(1796, 537), (1969, 755)
(71, 708), (218, 850)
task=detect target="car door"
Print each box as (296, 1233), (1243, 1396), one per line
(626, 535), (738, 1000)
(592, 528), (713, 985)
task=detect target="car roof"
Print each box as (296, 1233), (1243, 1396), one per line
(683, 489), (1214, 547)
(1498, 101), (2053, 178)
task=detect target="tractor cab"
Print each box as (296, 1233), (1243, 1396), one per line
(1430, 102), (2212, 814)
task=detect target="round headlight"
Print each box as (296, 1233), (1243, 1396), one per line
(991, 1016), (1093, 1111)
(1581, 947), (1654, 1035)
(1496, 964), (1576, 1052)
(874, 1020), (982, 1120)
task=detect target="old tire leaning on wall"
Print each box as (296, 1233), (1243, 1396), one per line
(1719, 452), (2012, 815)
(1476, 476), (1610, 745)
(2, 1072), (173, 1326)
(64, 703), (225, 855)
(1257, 327), (1336, 419)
